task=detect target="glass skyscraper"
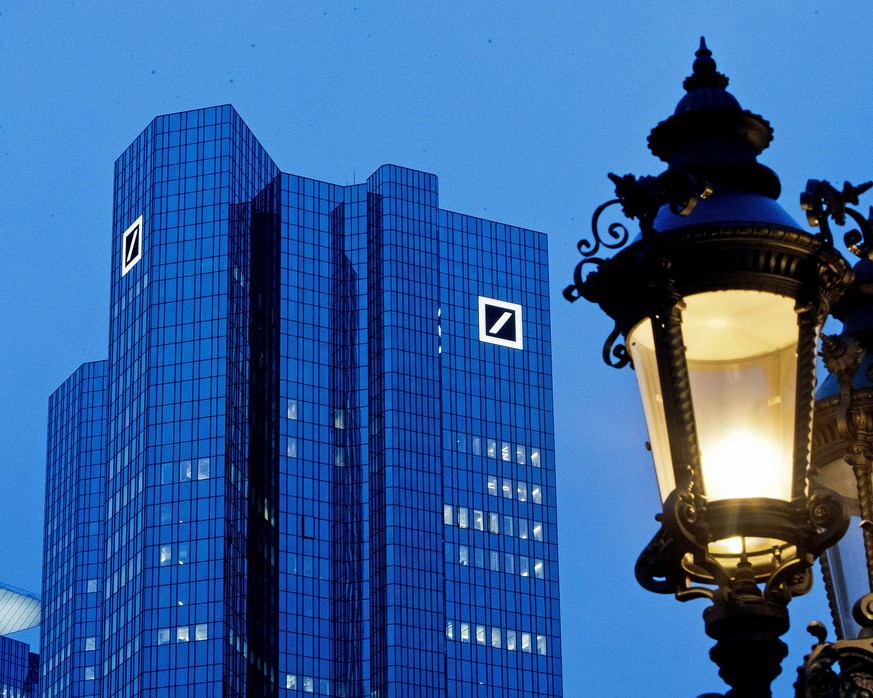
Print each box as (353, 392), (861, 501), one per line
(43, 105), (561, 697)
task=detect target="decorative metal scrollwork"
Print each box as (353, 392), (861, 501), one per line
(801, 179), (873, 257)
(601, 324), (630, 369)
(578, 198), (630, 259)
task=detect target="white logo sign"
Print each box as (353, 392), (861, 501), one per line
(121, 216), (143, 276)
(479, 296), (523, 349)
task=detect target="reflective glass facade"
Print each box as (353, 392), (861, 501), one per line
(0, 636), (39, 698)
(43, 105), (561, 697)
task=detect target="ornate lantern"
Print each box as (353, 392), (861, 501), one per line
(565, 40), (852, 696)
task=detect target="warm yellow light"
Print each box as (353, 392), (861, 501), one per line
(701, 428), (789, 501)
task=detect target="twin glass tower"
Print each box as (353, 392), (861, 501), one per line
(42, 106), (562, 697)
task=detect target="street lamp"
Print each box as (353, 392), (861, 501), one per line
(565, 40), (852, 696)
(795, 180), (873, 695)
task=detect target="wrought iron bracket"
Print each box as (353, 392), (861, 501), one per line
(801, 179), (873, 257)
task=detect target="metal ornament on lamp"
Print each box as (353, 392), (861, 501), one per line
(795, 180), (873, 697)
(565, 40), (852, 697)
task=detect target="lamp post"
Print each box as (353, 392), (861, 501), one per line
(794, 180), (873, 696)
(564, 40), (852, 697)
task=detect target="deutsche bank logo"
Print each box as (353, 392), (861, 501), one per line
(121, 216), (143, 276)
(478, 296), (523, 350)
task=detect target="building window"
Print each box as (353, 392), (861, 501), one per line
(476, 625), (486, 645)
(86, 579), (98, 593)
(487, 439), (497, 458)
(85, 637), (96, 651)
(519, 556), (530, 577)
(286, 675), (297, 690)
(487, 476), (497, 495)
(489, 551), (500, 571)
(85, 667), (95, 681)
(157, 628), (170, 645)
(488, 512), (499, 534)
(472, 509), (484, 531)
(287, 399), (298, 420)
(534, 559), (545, 579)
(302, 676), (314, 692)
(531, 448), (542, 467)
(195, 623), (208, 641)
(474, 548), (485, 568)
(516, 444), (526, 465)
(507, 629), (517, 651)
(533, 521), (543, 541)
(458, 506), (469, 529)
(177, 626), (189, 642)
(460, 622), (471, 642)
(446, 620), (454, 640)
(458, 545), (469, 566)
(501, 442), (511, 461)
(518, 519), (529, 540)
(160, 545), (172, 566)
(334, 409), (345, 429)
(503, 516), (513, 536)
(178, 541), (189, 564)
(443, 504), (453, 525)
(287, 437), (298, 458)
(180, 460), (193, 480)
(531, 484), (542, 504)
(505, 553), (515, 575)
(502, 479), (512, 499)
(472, 437), (482, 455)
(517, 482), (528, 502)
(491, 627), (502, 648)
(197, 458), (210, 479)
(521, 632), (532, 653)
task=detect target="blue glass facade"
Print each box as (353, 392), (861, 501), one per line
(43, 105), (561, 697)
(0, 636), (39, 698)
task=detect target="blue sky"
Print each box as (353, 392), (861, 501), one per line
(2, 2), (872, 694)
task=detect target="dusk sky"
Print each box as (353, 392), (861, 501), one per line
(3, 2), (872, 695)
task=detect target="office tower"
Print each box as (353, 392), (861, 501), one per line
(43, 105), (562, 697)
(0, 583), (41, 697)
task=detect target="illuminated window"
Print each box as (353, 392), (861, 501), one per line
(519, 557), (530, 577)
(160, 545), (172, 566)
(157, 628), (170, 645)
(472, 437), (482, 455)
(531, 448), (542, 467)
(476, 625), (486, 645)
(334, 409), (345, 429)
(443, 504), (454, 525)
(473, 509), (484, 531)
(505, 553), (515, 575)
(502, 479), (512, 499)
(180, 460), (192, 480)
(197, 458), (210, 480)
(487, 439), (497, 458)
(501, 442), (511, 461)
(286, 675), (297, 690)
(85, 667), (95, 681)
(446, 620), (455, 640)
(195, 623), (208, 641)
(521, 632), (532, 653)
(86, 579), (98, 593)
(458, 506), (469, 529)
(491, 627), (502, 648)
(460, 622), (471, 642)
(85, 637), (96, 651)
(177, 626), (189, 642)
(488, 512), (499, 533)
(459, 545), (469, 566)
(534, 559), (545, 579)
(287, 438), (297, 458)
(531, 485), (542, 504)
(303, 677), (314, 693)
(287, 399), (298, 420)
(533, 521), (543, 541)
(517, 482), (528, 502)
(519, 520), (529, 540)
(487, 476), (498, 495)
(489, 551), (500, 571)
(507, 629), (517, 651)
(516, 444), (526, 465)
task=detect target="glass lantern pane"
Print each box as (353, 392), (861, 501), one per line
(683, 290), (798, 502)
(627, 318), (675, 502)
